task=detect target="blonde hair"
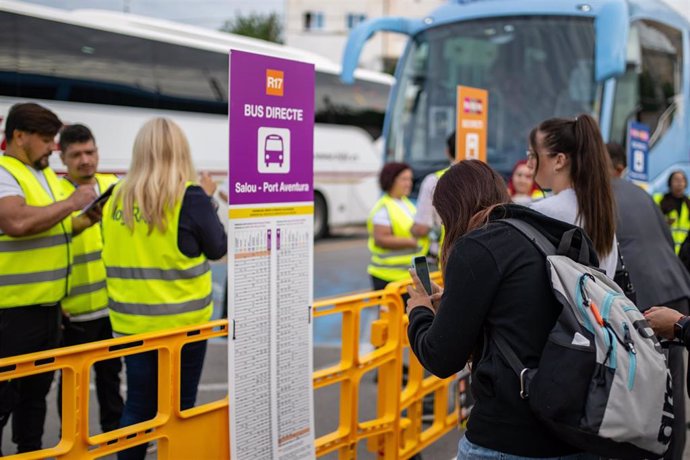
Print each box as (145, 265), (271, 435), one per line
(115, 118), (197, 233)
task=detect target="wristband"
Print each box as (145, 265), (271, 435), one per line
(673, 315), (690, 341)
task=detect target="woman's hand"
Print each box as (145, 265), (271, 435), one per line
(199, 172), (217, 197)
(406, 268), (436, 315)
(429, 279), (443, 310)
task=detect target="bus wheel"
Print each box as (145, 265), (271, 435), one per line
(314, 192), (328, 240)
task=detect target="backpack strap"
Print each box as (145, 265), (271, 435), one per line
(557, 228), (591, 265)
(495, 218), (561, 400)
(492, 334), (532, 400)
(502, 218), (593, 265)
(501, 218), (556, 255)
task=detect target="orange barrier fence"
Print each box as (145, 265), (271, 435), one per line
(384, 274), (463, 459)
(0, 321), (230, 459)
(0, 274), (461, 459)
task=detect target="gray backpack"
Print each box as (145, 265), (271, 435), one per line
(495, 218), (673, 459)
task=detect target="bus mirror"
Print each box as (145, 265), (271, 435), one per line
(595, 1), (629, 82)
(341, 17), (418, 85)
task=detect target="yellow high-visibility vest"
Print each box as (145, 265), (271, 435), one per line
(367, 194), (429, 283)
(102, 182), (212, 335)
(654, 193), (690, 254)
(0, 156), (72, 308)
(531, 189), (546, 200)
(60, 173), (118, 318)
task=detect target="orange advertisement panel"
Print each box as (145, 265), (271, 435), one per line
(455, 86), (488, 163)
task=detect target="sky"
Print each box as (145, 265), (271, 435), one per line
(21, 0), (284, 30)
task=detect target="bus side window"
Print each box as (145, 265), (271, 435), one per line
(641, 21), (682, 147)
(610, 68), (641, 146)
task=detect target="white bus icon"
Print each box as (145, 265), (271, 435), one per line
(264, 134), (284, 167)
(258, 127), (290, 174)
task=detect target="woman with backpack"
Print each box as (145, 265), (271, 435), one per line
(527, 114), (618, 278)
(406, 160), (599, 459)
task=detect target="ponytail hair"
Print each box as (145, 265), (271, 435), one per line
(529, 114), (615, 257)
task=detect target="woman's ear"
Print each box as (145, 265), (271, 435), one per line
(554, 152), (569, 172)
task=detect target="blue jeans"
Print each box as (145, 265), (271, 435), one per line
(117, 340), (207, 460)
(458, 436), (598, 460)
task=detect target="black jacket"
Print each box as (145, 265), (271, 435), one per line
(408, 204), (598, 457)
(613, 178), (690, 310)
(178, 186), (227, 260)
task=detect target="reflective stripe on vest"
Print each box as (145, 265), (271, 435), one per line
(102, 182), (212, 335)
(61, 173), (119, 317)
(0, 156), (72, 308)
(106, 260), (209, 281)
(366, 194), (429, 283)
(654, 193), (690, 254)
(110, 293), (214, 316)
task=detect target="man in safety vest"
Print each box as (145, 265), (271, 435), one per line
(0, 103), (98, 455)
(654, 170), (690, 254)
(411, 131), (456, 260)
(58, 124), (124, 433)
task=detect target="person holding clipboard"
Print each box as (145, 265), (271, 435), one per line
(0, 103), (98, 455)
(58, 124), (124, 434)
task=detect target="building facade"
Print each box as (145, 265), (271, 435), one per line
(284, 0), (444, 72)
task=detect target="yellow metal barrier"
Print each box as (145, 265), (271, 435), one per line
(382, 273), (461, 459)
(312, 289), (405, 459)
(0, 276), (461, 459)
(0, 321), (230, 459)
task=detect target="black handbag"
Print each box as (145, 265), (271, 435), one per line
(614, 242), (637, 304)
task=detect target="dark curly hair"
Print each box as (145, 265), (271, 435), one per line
(379, 162), (411, 193)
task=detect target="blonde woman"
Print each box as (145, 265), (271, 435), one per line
(102, 118), (226, 460)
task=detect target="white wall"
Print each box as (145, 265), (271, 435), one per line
(284, 0), (444, 71)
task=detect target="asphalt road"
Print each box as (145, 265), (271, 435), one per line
(1, 227), (460, 459)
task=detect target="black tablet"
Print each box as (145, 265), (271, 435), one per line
(79, 182), (117, 215)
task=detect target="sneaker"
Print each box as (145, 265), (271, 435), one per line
(421, 397), (434, 423)
(421, 412), (435, 423)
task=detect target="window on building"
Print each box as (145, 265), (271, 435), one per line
(303, 11), (324, 31)
(346, 14), (366, 30)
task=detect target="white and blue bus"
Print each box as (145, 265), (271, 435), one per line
(342, 0), (690, 194)
(0, 0), (394, 239)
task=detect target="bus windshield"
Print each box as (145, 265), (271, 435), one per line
(386, 16), (598, 176)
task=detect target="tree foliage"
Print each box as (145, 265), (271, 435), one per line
(220, 12), (283, 44)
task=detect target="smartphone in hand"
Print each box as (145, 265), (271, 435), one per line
(413, 256), (432, 295)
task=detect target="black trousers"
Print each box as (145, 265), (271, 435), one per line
(59, 315), (124, 433)
(0, 304), (61, 455)
(663, 298), (688, 460)
(371, 275), (410, 304)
